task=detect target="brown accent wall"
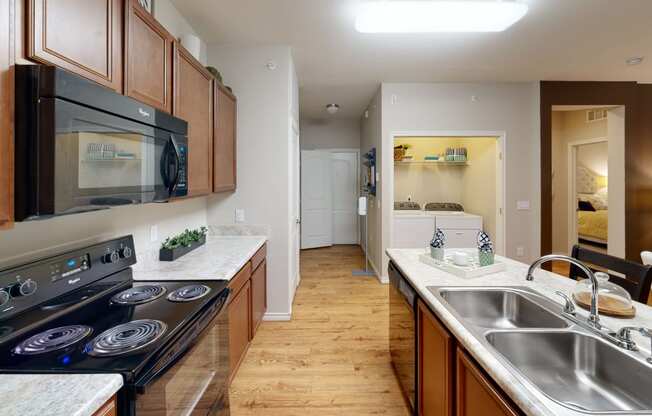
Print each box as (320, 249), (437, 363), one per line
(541, 81), (652, 261)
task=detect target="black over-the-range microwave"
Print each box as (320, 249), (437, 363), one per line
(14, 65), (189, 221)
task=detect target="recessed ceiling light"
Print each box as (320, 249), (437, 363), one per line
(626, 56), (644, 66)
(326, 104), (340, 114)
(355, 1), (528, 33)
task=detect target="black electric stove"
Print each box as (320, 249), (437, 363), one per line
(0, 236), (231, 415)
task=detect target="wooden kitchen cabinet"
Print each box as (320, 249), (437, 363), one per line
(456, 348), (521, 416)
(0, 0), (14, 230)
(173, 42), (214, 196)
(250, 259), (267, 338)
(92, 395), (117, 416)
(229, 278), (251, 376)
(125, 0), (173, 112)
(417, 299), (454, 416)
(28, 0), (123, 92)
(213, 83), (237, 192)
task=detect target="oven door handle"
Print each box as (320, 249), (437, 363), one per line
(133, 288), (231, 394)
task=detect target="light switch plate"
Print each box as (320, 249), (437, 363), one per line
(516, 246), (525, 257)
(150, 225), (158, 243)
(517, 200), (531, 211)
(235, 209), (246, 223)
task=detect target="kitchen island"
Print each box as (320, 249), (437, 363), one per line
(387, 248), (652, 416)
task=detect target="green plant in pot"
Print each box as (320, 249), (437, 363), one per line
(160, 226), (208, 261)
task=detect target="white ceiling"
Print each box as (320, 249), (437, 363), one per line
(171, 0), (652, 120)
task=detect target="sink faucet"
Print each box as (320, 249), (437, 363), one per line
(527, 255), (600, 328)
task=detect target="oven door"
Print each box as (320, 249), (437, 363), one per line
(37, 98), (187, 217)
(128, 289), (230, 416)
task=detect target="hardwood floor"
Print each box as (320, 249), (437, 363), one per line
(229, 245), (410, 416)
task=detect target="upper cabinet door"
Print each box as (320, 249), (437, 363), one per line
(173, 42), (213, 197)
(125, 0), (173, 113)
(28, 0), (123, 92)
(213, 84), (237, 192)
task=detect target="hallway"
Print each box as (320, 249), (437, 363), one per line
(229, 245), (410, 415)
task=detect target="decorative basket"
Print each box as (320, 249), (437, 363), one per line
(478, 250), (495, 267)
(394, 148), (406, 161)
(431, 247), (445, 261)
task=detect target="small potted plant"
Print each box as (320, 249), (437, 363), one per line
(430, 228), (446, 261)
(477, 231), (495, 267)
(159, 226), (208, 261)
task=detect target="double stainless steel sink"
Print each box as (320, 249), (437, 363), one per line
(430, 287), (652, 414)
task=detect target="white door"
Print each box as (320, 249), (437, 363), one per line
(332, 152), (358, 244)
(301, 150), (333, 249)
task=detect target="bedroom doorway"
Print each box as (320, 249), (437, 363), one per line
(550, 105), (625, 274)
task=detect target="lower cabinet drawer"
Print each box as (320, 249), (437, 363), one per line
(441, 229), (481, 249)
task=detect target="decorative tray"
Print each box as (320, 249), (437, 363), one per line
(419, 252), (506, 279)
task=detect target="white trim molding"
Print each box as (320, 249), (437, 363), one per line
(263, 312), (293, 321)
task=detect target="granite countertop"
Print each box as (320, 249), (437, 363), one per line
(132, 235), (267, 281)
(386, 248), (652, 416)
(0, 374), (123, 416)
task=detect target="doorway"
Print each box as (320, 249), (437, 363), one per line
(549, 105), (625, 268)
(300, 149), (359, 249)
(389, 132), (506, 255)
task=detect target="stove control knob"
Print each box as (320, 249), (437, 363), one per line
(103, 251), (120, 264)
(0, 290), (10, 308)
(18, 279), (37, 297)
(119, 247), (133, 259)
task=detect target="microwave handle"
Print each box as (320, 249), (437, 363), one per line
(133, 288), (231, 394)
(167, 136), (181, 196)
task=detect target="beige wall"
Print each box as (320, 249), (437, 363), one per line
(205, 45), (297, 318)
(360, 87), (383, 278)
(460, 138), (498, 245)
(375, 82), (540, 280)
(155, 0), (208, 64)
(577, 142), (608, 176)
(393, 137), (465, 204)
(551, 109), (607, 254)
(300, 118), (360, 150)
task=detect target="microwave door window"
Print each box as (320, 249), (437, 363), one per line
(53, 101), (168, 214)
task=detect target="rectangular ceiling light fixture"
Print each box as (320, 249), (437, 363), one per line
(355, 1), (529, 33)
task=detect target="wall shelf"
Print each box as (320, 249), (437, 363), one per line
(395, 160), (470, 166)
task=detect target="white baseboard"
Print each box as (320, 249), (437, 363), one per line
(366, 257), (388, 284)
(263, 312), (292, 321)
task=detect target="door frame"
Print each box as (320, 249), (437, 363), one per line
(389, 130), (507, 256)
(566, 137), (608, 254)
(328, 148), (360, 245)
(539, 81), (644, 261)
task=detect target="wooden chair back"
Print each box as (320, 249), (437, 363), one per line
(570, 245), (652, 303)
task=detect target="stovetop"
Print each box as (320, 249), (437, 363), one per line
(0, 272), (228, 382)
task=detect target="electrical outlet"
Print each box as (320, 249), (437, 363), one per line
(150, 225), (158, 243)
(516, 246), (525, 257)
(517, 200), (531, 211)
(235, 209), (246, 224)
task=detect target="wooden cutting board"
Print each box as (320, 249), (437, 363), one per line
(573, 292), (636, 318)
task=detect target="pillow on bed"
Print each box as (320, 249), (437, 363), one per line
(578, 200), (596, 211)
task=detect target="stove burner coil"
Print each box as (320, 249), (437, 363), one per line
(167, 285), (211, 302)
(111, 285), (166, 305)
(13, 325), (93, 355)
(86, 319), (167, 357)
